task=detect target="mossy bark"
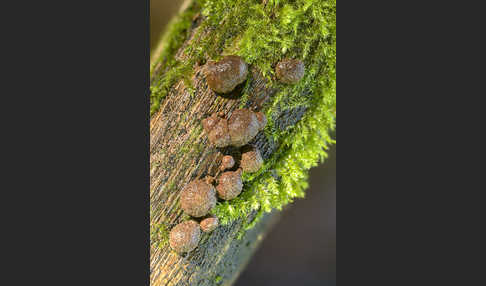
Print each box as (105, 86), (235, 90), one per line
(150, 61), (296, 285)
(150, 1), (335, 285)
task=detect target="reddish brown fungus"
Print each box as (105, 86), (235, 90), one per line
(216, 169), (243, 200)
(275, 59), (305, 84)
(202, 113), (231, 148)
(201, 113), (221, 131)
(169, 220), (201, 253)
(241, 147), (263, 173)
(200, 216), (219, 233)
(204, 55), (248, 94)
(203, 109), (266, 148)
(180, 179), (217, 217)
(227, 109), (262, 147)
(220, 155), (235, 171)
(255, 111), (267, 131)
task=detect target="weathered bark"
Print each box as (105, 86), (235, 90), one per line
(150, 4), (312, 286)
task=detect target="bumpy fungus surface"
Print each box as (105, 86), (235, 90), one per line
(216, 169), (243, 200)
(180, 179), (217, 217)
(169, 220), (201, 253)
(220, 155), (235, 171)
(202, 113), (231, 147)
(255, 111), (267, 129)
(275, 59), (305, 84)
(240, 147), (263, 173)
(204, 55), (248, 94)
(202, 109), (266, 148)
(227, 109), (266, 147)
(200, 216), (219, 233)
(202, 112), (221, 131)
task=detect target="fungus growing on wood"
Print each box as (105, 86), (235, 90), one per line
(200, 216), (219, 233)
(202, 109), (267, 148)
(202, 112), (221, 131)
(275, 59), (305, 84)
(202, 113), (231, 148)
(240, 147), (263, 173)
(216, 168), (243, 200)
(204, 55), (248, 94)
(227, 109), (266, 147)
(220, 155), (235, 171)
(180, 179), (217, 217)
(169, 220), (201, 254)
(255, 111), (267, 130)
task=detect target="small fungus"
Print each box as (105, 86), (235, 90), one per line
(255, 111), (267, 131)
(200, 216), (219, 233)
(169, 220), (201, 253)
(275, 59), (305, 84)
(180, 179), (217, 217)
(203, 109), (267, 148)
(202, 112), (221, 131)
(202, 113), (231, 148)
(240, 147), (263, 173)
(216, 169), (243, 200)
(227, 109), (266, 147)
(220, 155), (235, 171)
(204, 55), (248, 94)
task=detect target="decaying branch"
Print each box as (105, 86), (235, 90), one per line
(150, 1), (334, 284)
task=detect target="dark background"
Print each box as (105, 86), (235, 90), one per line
(6, 0), (477, 285)
(3, 1), (480, 285)
(151, 1), (336, 285)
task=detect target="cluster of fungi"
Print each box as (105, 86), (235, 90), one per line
(169, 55), (305, 254)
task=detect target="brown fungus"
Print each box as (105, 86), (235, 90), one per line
(227, 109), (265, 147)
(204, 176), (215, 185)
(202, 113), (231, 148)
(201, 112), (221, 131)
(200, 216), (219, 233)
(204, 55), (248, 94)
(180, 179), (217, 217)
(275, 59), (305, 84)
(202, 109), (266, 148)
(169, 220), (201, 254)
(220, 155), (235, 171)
(241, 147), (264, 173)
(216, 168), (243, 200)
(255, 111), (267, 131)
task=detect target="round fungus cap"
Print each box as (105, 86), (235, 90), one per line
(216, 169), (243, 200)
(169, 220), (201, 253)
(220, 155), (235, 171)
(275, 59), (305, 84)
(180, 179), (217, 217)
(205, 55), (248, 94)
(227, 109), (261, 147)
(255, 112), (267, 131)
(209, 119), (231, 148)
(202, 113), (231, 148)
(203, 109), (267, 148)
(200, 216), (219, 233)
(241, 147), (263, 173)
(202, 113), (221, 131)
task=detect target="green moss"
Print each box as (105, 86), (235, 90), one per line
(150, 222), (170, 248)
(150, 2), (201, 115)
(150, 3), (200, 74)
(150, 63), (193, 115)
(152, 0), (336, 231)
(214, 275), (223, 283)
